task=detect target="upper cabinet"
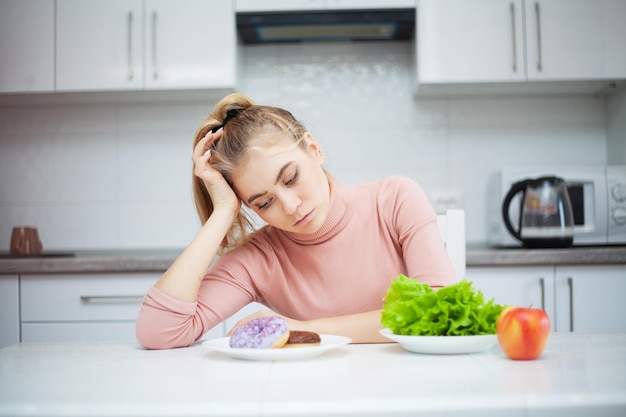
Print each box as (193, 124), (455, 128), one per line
(56, 0), (143, 91)
(416, 0), (626, 93)
(417, 0), (525, 84)
(0, 0), (54, 93)
(525, 0), (626, 80)
(56, 0), (236, 92)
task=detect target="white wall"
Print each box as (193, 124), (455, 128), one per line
(0, 42), (609, 250)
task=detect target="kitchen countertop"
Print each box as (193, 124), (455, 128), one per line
(0, 245), (625, 274)
(1, 333), (625, 417)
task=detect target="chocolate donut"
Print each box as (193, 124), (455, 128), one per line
(229, 317), (290, 349)
(285, 330), (321, 347)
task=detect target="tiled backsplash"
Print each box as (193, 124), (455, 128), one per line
(0, 42), (611, 250)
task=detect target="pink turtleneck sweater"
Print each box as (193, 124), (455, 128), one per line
(136, 176), (456, 349)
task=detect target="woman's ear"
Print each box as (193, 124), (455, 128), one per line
(304, 132), (324, 163)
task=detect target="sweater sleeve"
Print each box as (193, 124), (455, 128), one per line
(135, 286), (200, 349)
(388, 176), (457, 288)
(136, 253), (261, 350)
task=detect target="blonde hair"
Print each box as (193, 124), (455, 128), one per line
(192, 93), (310, 253)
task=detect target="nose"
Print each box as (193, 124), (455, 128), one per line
(279, 189), (301, 215)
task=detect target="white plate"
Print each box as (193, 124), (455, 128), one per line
(379, 328), (498, 354)
(202, 334), (351, 361)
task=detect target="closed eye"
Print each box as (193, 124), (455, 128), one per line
(256, 197), (273, 210)
(285, 168), (299, 185)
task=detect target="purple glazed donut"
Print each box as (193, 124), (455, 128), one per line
(229, 316), (290, 349)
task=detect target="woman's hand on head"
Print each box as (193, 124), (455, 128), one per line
(193, 129), (240, 214)
(226, 309), (302, 336)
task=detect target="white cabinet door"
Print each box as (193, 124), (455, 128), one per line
(0, 275), (19, 349)
(417, 0), (525, 83)
(57, 0), (236, 92)
(525, 0), (626, 80)
(554, 265), (626, 333)
(20, 273), (225, 343)
(56, 0), (143, 91)
(144, 0), (236, 90)
(466, 266), (556, 330)
(21, 323), (139, 343)
(0, 0), (54, 93)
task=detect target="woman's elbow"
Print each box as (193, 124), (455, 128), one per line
(136, 325), (196, 350)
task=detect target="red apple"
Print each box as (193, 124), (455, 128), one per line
(496, 306), (551, 360)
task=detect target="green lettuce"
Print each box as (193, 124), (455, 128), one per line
(381, 275), (506, 336)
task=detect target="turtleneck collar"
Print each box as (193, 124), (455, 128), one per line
(282, 179), (354, 245)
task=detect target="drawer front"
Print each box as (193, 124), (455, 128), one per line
(21, 321), (226, 343)
(21, 322), (138, 343)
(21, 273), (157, 321)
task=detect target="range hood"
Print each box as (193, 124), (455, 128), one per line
(236, 9), (415, 44)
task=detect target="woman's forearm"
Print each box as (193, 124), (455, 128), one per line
(300, 310), (391, 344)
(154, 208), (236, 302)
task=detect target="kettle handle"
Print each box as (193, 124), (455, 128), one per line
(502, 179), (529, 242)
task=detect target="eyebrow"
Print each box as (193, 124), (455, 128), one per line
(246, 161), (296, 205)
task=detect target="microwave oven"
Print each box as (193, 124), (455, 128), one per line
(488, 165), (626, 247)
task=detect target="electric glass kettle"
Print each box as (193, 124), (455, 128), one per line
(502, 176), (574, 248)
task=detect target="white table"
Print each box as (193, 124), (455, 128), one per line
(1, 333), (625, 417)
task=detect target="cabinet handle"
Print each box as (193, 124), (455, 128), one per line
(567, 277), (574, 332)
(80, 295), (144, 303)
(535, 2), (543, 71)
(510, 2), (517, 72)
(152, 11), (158, 80)
(127, 12), (134, 81)
(539, 277), (545, 310)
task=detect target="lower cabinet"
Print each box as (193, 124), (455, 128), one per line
(554, 265), (626, 333)
(467, 265), (626, 333)
(0, 275), (20, 349)
(19, 273), (224, 343)
(466, 266), (556, 326)
(20, 273), (157, 343)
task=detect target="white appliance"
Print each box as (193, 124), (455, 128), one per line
(488, 165), (626, 247)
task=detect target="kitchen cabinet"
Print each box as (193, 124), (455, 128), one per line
(525, 0), (626, 81)
(20, 273), (156, 343)
(467, 266), (556, 327)
(417, 0), (526, 84)
(235, 0), (414, 12)
(554, 265), (626, 333)
(0, 0), (54, 93)
(0, 275), (19, 349)
(19, 273), (224, 343)
(56, 0), (236, 92)
(467, 264), (626, 333)
(416, 0), (626, 91)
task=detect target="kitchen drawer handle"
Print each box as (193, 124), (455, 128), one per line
(80, 295), (144, 303)
(539, 277), (545, 310)
(127, 12), (134, 81)
(567, 277), (574, 332)
(152, 11), (158, 80)
(510, 2), (517, 72)
(535, 2), (543, 71)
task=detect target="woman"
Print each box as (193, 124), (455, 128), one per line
(136, 93), (455, 349)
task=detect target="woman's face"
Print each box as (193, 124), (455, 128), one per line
(232, 133), (330, 234)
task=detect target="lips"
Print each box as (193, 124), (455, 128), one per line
(293, 210), (314, 227)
